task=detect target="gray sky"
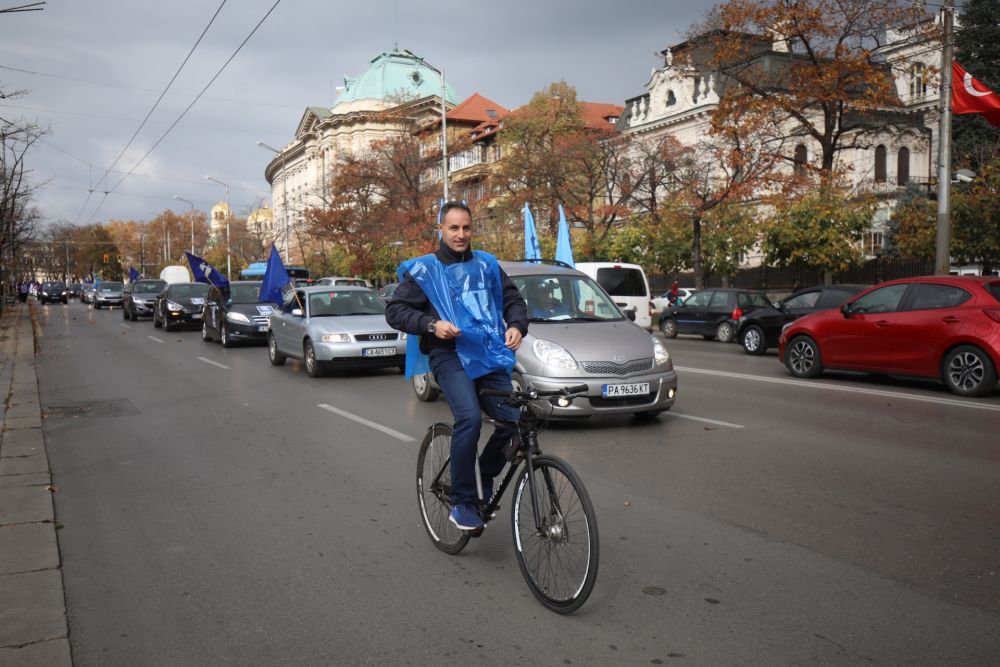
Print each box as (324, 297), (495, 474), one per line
(1, 0), (709, 231)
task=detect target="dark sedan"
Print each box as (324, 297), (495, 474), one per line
(39, 281), (68, 305)
(201, 281), (272, 347)
(123, 279), (167, 321)
(153, 282), (210, 331)
(736, 284), (867, 355)
(659, 288), (772, 343)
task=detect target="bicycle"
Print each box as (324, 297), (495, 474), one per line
(416, 383), (599, 614)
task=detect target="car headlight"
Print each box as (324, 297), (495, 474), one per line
(166, 300), (184, 312)
(532, 338), (578, 370)
(651, 335), (671, 366)
(226, 312), (251, 324)
(321, 333), (351, 343)
(399, 332), (407, 341)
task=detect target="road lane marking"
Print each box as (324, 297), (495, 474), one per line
(665, 412), (744, 429)
(148, 336), (164, 344)
(317, 403), (416, 442)
(198, 357), (230, 370)
(674, 366), (1000, 413)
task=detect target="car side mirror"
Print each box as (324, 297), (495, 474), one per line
(625, 309), (636, 322)
(840, 303), (852, 318)
(291, 308), (303, 317)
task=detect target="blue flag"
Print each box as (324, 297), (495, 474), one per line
(258, 243), (290, 306)
(556, 204), (575, 268)
(128, 266), (139, 283)
(523, 203), (541, 262)
(436, 198), (444, 240)
(185, 251), (229, 289)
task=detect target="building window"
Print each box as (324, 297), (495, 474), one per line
(874, 145), (887, 183)
(897, 147), (910, 185)
(909, 63), (927, 100)
(864, 231), (884, 255)
(666, 89), (676, 107)
(793, 144), (808, 176)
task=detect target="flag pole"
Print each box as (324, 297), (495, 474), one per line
(934, 0), (955, 276)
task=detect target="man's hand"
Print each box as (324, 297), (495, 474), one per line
(505, 326), (523, 350)
(434, 319), (461, 340)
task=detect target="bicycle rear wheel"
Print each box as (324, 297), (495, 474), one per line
(416, 423), (469, 554)
(511, 454), (599, 614)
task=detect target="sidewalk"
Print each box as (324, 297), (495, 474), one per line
(0, 302), (71, 666)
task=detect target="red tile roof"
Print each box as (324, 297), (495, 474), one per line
(447, 93), (510, 123)
(579, 101), (624, 129)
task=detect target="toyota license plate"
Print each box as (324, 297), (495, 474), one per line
(363, 347), (396, 357)
(602, 382), (649, 397)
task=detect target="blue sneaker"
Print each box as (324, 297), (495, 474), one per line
(450, 502), (484, 531)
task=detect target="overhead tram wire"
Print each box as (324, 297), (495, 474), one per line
(87, 0), (283, 225)
(88, 0), (228, 196)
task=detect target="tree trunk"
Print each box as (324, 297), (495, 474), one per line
(692, 214), (704, 289)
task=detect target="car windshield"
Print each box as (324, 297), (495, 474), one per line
(308, 290), (385, 316)
(512, 274), (624, 322)
(43, 283), (65, 289)
(229, 283), (263, 303)
(68, 284), (81, 289)
(169, 284), (209, 298)
(98, 282), (123, 292)
(133, 280), (165, 293)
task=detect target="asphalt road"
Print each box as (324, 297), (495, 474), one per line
(35, 301), (1000, 665)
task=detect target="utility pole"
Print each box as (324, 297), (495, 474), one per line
(256, 141), (290, 262)
(205, 176), (231, 279)
(935, 0), (955, 276)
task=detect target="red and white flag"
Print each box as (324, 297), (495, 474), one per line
(952, 62), (1000, 127)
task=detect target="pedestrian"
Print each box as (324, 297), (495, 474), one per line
(667, 280), (680, 306)
(18, 281), (28, 303)
(386, 201), (528, 531)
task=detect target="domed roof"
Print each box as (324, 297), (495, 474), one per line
(335, 49), (459, 106)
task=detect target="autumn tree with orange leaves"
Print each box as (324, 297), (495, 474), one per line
(697, 0), (931, 181)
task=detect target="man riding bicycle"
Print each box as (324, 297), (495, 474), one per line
(386, 201), (528, 531)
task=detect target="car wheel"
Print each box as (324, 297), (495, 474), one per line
(942, 345), (998, 397)
(122, 306), (129, 320)
(659, 317), (678, 338)
(129, 307), (137, 322)
(202, 321), (213, 343)
(164, 317), (174, 332)
(785, 335), (823, 378)
(510, 371), (527, 393)
(741, 325), (766, 355)
(304, 340), (324, 377)
(220, 325), (232, 348)
(413, 372), (440, 402)
(268, 333), (286, 366)
(716, 321), (735, 343)
(153, 312), (162, 328)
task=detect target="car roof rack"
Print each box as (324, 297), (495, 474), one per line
(507, 258), (575, 269)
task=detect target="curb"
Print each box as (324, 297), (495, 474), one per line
(0, 302), (72, 666)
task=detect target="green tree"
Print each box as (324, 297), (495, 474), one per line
(951, 161), (1000, 274)
(953, 0), (1000, 171)
(764, 187), (875, 278)
(885, 184), (935, 259)
(700, 204), (760, 282)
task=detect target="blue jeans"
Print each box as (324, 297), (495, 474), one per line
(428, 348), (520, 505)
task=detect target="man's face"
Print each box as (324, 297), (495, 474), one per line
(441, 208), (472, 254)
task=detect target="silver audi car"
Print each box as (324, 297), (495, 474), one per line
(411, 261), (678, 418)
(267, 285), (406, 378)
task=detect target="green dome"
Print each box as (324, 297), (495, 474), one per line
(336, 49), (459, 106)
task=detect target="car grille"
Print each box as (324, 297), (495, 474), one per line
(251, 315), (268, 325)
(581, 358), (653, 376)
(590, 392), (656, 408)
(330, 354), (404, 365)
(355, 333), (399, 342)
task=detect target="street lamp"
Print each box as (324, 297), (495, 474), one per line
(204, 175), (231, 280)
(256, 140), (289, 262)
(173, 195), (195, 255)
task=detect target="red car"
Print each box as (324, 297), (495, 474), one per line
(779, 276), (1000, 397)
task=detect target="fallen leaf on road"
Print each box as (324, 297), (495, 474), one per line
(624, 501), (631, 507)
(45, 485), (59, 492)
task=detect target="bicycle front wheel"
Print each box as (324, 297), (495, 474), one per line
(511, 454), (599, 614)
(416, 423), (469, 554)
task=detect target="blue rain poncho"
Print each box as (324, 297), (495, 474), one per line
(397, 250), (516, 380)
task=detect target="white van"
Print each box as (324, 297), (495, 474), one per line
(159, 265), (191, 285)
(574, 262), (652, 329)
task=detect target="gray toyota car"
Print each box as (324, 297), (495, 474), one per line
(410, 260), (678, 418)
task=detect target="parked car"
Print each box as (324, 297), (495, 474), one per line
(38, 281), (68, 305)
(123, 279), (167, 321)
(652, 287), (697, 312)
(409, 261), (678, 419)
(379, 282), (399, 299)
(153, 282), (210, 331)
(267, 285), (406, 378)
(92, 281), (124, 309)
(736, 284), (867, 355)
(779, 276), (1000, 397)
(66, 283), (83, 299)
(201, 281), (271, 347)
(575, 261), (653, 329)
(659, 287), (772, 343)
(316, 276), (368, 287)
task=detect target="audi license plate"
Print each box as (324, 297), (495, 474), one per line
(257, 325), (268, 332)
(363, 347), (396, 357)
(602, 382), (649, 397)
